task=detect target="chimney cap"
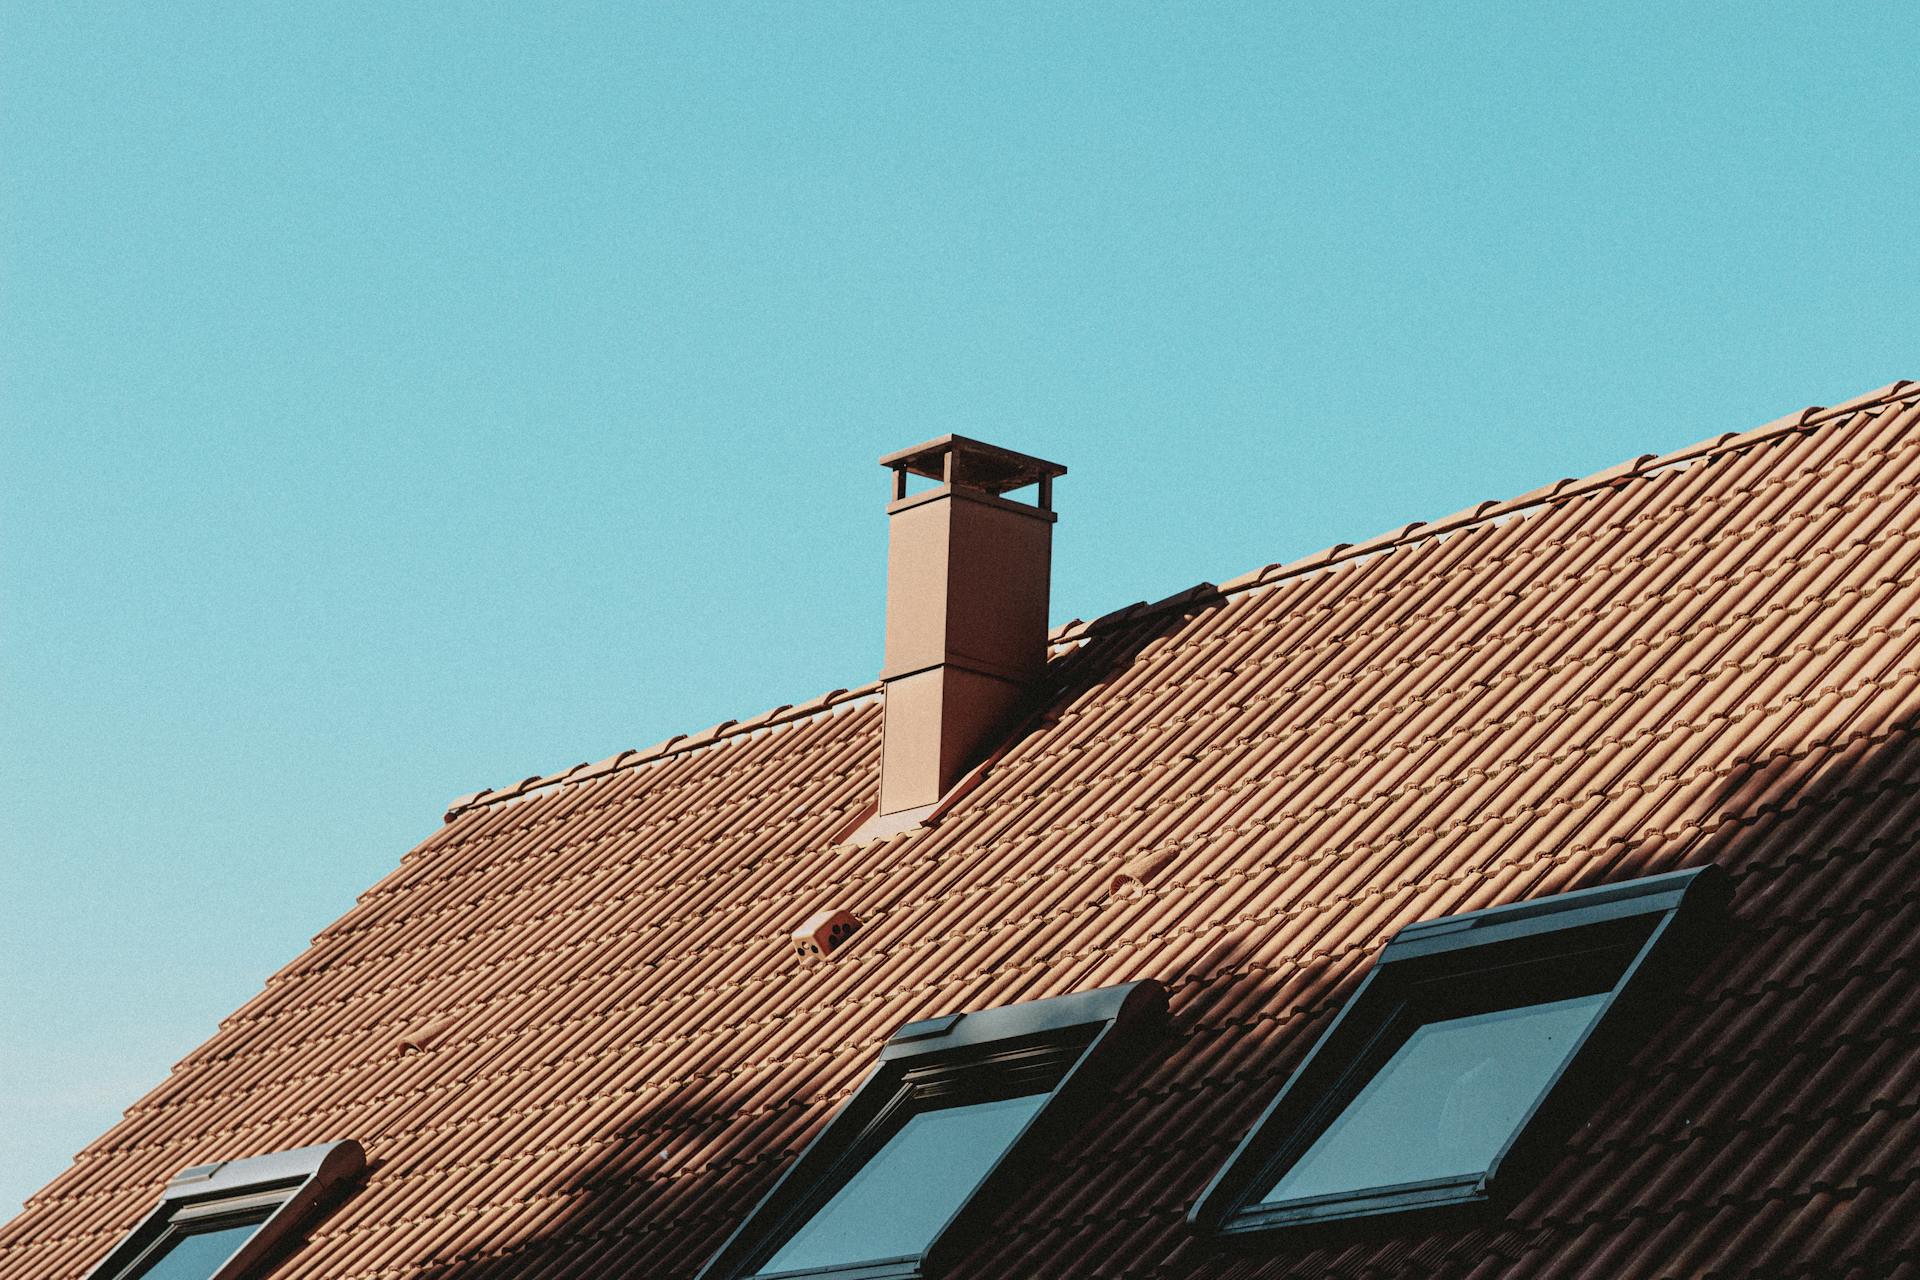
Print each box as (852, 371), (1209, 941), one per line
(880, 435), (1067, 497)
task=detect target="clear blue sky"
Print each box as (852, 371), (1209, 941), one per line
(2, 1), (1914, 1220)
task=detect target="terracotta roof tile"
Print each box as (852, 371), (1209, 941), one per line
(9, 381), (1920, 1279)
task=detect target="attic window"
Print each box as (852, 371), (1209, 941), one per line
(83, 1142), (363, 1280)
(696, 981), (1165, 1280)
(1190, 866), (1729, 1237)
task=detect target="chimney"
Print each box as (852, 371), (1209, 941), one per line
(872, 436), (1067, 830)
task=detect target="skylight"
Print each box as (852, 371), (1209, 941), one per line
(756, 1092), (1048, 1275)
(698, 981), (1166, 1280)
(1190, 866), (1729, 1237)
(82, 1142), (363, 1280)
(1260, 993), (1607, 1205)
(121, 1220), (269, 1280)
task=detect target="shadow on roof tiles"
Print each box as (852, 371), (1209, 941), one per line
(396, 688), (1920, 1280)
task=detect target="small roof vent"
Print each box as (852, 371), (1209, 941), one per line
(395, 1018), (453, 1056)
(793, 909), (861, 961)
(1109, 849), (1176, 898)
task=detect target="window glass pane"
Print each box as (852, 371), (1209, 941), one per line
(127, 1220), (263, 1280)
(1263, 992), (1607, 1204)
(758, 1091), (1047, 1275)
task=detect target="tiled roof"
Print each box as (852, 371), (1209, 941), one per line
(7, 379), (1920, 1279)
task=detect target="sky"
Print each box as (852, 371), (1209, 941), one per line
(2, 0), (1916, 1223)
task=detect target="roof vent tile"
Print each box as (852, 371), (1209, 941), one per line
(395, 1017), (453, 1056)
(792, 909), (861, 961)
(1109, 849), (1178, 898)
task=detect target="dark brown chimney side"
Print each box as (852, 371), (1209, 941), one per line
(872, 436), (1066, 829)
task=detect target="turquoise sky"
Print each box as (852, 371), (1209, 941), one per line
(2, 2), (1915, 1219)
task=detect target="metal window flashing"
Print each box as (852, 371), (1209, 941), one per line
(880, 982), (1145, 1059)
(886, 1013), (966, 1046)
(1383, 866), (1709, 960)
(697, 980), (1166, 1280)
(1190, 865), (1729, 1242)
(82, 1140), (364, 1280)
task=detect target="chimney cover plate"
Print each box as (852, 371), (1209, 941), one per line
(880, 434), (1066, 495)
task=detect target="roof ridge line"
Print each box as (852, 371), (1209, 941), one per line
(446, 379), (1914, 825)
(444, 682), (881, 821)
(1045, 378), (1918, 651)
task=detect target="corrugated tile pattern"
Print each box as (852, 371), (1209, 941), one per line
(7, 381), (1919, 1280)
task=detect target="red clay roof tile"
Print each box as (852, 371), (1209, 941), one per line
(8, 381), (1920, 1279)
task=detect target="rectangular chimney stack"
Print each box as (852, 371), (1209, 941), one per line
(871, 436), (1067, 832)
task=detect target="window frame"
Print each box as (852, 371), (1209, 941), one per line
(81, 1140), (364, 1280)
(1190, 865), (1729, 1239)
(696, 980), (1166, 1280)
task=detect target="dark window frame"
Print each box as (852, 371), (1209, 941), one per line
(81, 1140), (364, 1280)
(1190, 865), (1729, 1240)
(697, 980), (1166, 1280)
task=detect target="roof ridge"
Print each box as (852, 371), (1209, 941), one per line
(447, 378), (1914, 824)
(1044, 378), (1919, 649)
(444, 683), (880, 821)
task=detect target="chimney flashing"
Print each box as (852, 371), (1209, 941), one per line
(880, 650), (1038, 685)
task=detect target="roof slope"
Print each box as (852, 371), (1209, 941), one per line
(6, 381), (1920, 1279)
